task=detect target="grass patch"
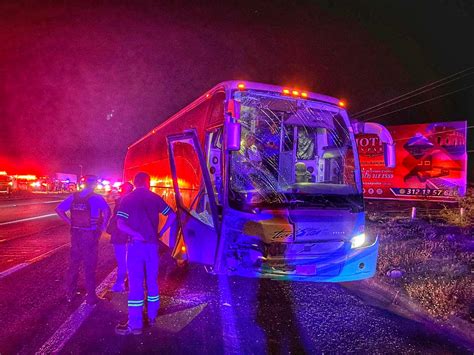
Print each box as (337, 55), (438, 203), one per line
(367, 187), (473, 322)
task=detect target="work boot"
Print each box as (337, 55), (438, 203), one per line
(144, 317), (156, 328)
(115, 322), (142, 335)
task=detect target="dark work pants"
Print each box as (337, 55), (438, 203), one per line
(66, 228), (100, 302)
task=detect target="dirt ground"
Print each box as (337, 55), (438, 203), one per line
(365, 187), (473, 324)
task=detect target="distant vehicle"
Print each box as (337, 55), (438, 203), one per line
(78, 175), (107, 194)
(124, 81), (395, 282)
(55, 173), (78, 192)
(0, 174), (13, 194)
(11, 175), (38, 191)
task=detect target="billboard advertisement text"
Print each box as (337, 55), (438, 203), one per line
(358, 121), (467, 202)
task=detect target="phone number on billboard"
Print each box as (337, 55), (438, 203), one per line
(397, 188), (458, 196)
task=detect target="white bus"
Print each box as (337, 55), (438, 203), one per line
(124, 81), (395, 282)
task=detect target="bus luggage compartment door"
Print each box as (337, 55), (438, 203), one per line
(167, 129), (220, 266)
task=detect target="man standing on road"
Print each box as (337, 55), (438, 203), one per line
(56, 175), (111, 304)
(114, 172), (176, 335)
(106, 181), (134, 292)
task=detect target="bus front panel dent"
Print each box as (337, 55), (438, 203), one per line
(215, 208), (376, 282)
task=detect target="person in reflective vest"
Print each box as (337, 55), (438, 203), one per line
(106, 181), (134, 292)
(56, 175), (111, 304)
(114, 172), (176, 336)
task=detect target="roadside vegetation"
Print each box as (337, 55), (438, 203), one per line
(366, 187), (473, 323)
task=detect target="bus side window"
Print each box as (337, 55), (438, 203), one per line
(189, 188), (214, 227)
(188, 127), (223, 227)
(207, 91), (225, 127)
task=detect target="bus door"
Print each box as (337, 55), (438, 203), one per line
(167, 129), (221, 266)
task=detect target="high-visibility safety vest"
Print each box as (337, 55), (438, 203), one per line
(70, 192), (99, 229)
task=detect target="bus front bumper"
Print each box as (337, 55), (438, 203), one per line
(228, 239), (379, 283)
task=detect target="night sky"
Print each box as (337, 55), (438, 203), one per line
(1, 0), (473, 180)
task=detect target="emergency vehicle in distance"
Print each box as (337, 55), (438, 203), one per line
(124, 81), (395, 282)
(0, 171), (13, 194)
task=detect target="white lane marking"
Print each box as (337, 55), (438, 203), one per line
(37, 268), (117, 354)
(0, 243), (70, 280)
(0, 263), (29, 279)
(0, 200), (61, 208)
(0, 213), (58, 226)
(27, 243), (69, 263)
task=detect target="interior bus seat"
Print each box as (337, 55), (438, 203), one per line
(295, 162), (311, 183)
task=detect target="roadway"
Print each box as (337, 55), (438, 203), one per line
(0, 197), (69, 274)
(0, 195), (471, 354)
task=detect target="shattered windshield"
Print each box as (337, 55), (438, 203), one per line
(229, 91), (361, 211)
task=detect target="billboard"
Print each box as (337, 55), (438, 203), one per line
(358, 121), (467, 202)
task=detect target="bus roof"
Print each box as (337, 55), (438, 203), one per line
(128, 80), (342, 149)
(218, 80), (341, 105)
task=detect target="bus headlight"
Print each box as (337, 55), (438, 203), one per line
(350, 233), (366, 249)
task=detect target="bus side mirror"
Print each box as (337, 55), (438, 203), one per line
(225, 119), (241, 151)
(225, 100), (241, 151)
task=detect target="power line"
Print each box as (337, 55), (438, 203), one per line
(361, 83), (474, 122)
(391, 125), (474, 143)
(353, 70), (474, 119)
(353, 66), (474, 117)
(352, 66), (474, 119)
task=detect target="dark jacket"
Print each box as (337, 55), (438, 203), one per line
(107, 197), (129, 244)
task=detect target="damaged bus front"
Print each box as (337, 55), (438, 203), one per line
(129, 81), (395, 282)
(216, 88), (393, 281)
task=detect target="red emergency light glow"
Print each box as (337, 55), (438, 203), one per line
(338, 100), (346, 108)
(181, 245), (186, 252)
(283, 89), (290, 95)
(292, 90), (299, 96)
(150, 177), (191, 189)
(237, 83), (245, 90)
(15, 174), (37, 181)
(301, 92), (308, 98)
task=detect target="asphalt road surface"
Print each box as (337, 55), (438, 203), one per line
(0, 195), (471, 354)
